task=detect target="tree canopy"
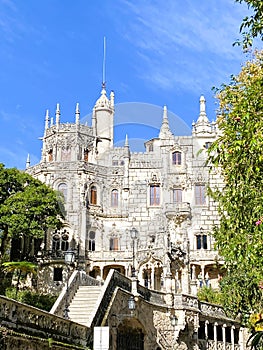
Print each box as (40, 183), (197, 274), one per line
(0, 163), (65, 261)
(235, 0), (263, 48)
(207, 50), (263, 324)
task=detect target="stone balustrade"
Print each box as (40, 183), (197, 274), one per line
(0, 295), (88, 348)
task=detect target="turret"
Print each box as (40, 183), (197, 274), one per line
(92, 86), (114, 156)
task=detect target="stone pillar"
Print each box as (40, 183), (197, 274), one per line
(223, 324), (227, 350)
(151, 264), (155, 290)
(231, 326), (235, 350)
(165, 273), (173, 306)
(214, 322), (218, 349)
(205, 320), (209, 340)
(181, 266), (190, 294)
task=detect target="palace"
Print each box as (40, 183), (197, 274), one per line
(26, 85), (222, 295)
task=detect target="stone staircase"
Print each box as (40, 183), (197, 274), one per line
(68, 285), (102, 327)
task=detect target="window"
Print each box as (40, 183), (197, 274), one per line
(205, 142), (212, 149)
(84, 149), (89, 161)
(90, 185), (97, 205)
(112, 160), (118, 166)
(172, 151), (182, 165)
(61, 147), (71, 161)
(173, 188), (182, 203)
(196, 234), (207, 249)
(110, 237), (119, 251)
(111, 189), (118, 207)
(149, 143), (153, 152)
(53, 267), (63, 282)
(88, 231), (96, 251)
(58, 183), (67, 202)
(195, 184), (206, 205)
(48, 149), (53, 161)
(150, 185), (160, 206)
(52, 229), (69, 252)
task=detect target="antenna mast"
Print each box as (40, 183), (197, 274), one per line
(102, 36), (106, 89)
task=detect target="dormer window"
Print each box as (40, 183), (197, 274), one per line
(172, 151), (181, 165)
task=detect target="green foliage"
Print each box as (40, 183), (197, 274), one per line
(5, 288), (57, 311)
(235, 0), (263, 49)
(207, 50), (263, 324)
(197, 286), (223, 305)
(0, 163), (65, 259)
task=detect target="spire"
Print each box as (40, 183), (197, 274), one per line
(45, 109), (49, 130)
(192, 95), (211, 135)
(159, 105), (173, 139)
(56, 103), (60, 126)
(75, 103), (80, 124)
(26, 154), (30, 169)
(197, 95), (209, 124)
(125, 134), (129, 147)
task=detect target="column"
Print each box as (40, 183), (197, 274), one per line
(223, 324), (227, 350)
(214, 322), (218, 350)
(231, 326), (235, 350)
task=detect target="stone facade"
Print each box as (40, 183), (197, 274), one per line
(26, 86), (223, 296)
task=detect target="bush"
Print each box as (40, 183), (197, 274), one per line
(5, 288), (57, 311)
(197, 286), (223, 305)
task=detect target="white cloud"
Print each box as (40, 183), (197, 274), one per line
(114, 0), (255, 92)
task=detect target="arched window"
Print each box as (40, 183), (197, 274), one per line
(111, 189), (118, 207)
(58, 183), (68, 202)
(90, 185), (97, 205)
(150, 185), (160, 206)
(61, 147), (71, 161)
(172, 151), (182, 165)
(88, 231), (96, 251)
(52, 229), (69, 253)
(48, 149), (53, 161)
(110, 237), (119, 251)
(84, 149), (89, 161)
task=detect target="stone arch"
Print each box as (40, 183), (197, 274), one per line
(103, 264), (125, 280)
(138, 257), (163, 291)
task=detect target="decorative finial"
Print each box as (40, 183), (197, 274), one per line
(45, 109), (49, 130)
(56, 103), (60, 126)
(159, 105), (173, 139)
(125, 134), (129, 147)
(200, 95), (206, 114)
(26, 154), (30, 169)
(75, 103), (80, 124)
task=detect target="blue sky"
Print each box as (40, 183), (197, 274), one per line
(0, 0), (261, 169)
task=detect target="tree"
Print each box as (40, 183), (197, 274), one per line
(207, 50), (263, 324)
(0, 163), (65, 261)
(2, 261), (37, 297)
(235, 0), (263, 49)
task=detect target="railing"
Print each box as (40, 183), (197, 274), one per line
(50, 270), (100, 316)
(198, 339), (240, 350)
(0, 295), (88, 347)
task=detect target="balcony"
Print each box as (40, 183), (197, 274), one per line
(165, 202), (191, 220)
